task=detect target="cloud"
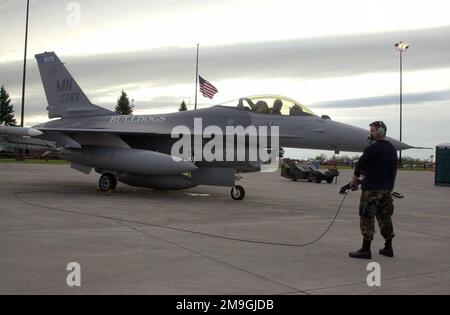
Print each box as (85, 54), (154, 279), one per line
(312, 89), (450, 109)
(1, 25), (450, 94)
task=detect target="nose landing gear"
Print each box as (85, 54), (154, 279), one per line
(231, 185), (245, 201)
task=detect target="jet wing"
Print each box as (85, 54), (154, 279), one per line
(36, 126), (166, 135)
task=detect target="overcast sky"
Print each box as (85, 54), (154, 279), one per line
(1, 0), (449, 159)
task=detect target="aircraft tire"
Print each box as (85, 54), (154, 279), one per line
(99, 173), (117, 192)
(231, 185), (245, 201)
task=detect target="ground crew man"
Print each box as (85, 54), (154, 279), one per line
(349, 121), (398, 259)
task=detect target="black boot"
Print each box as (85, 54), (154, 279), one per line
(379, 239), (394, 257)
(349, 240), (372, 259)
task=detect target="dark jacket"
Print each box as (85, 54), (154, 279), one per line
(354, 140), (398, 191)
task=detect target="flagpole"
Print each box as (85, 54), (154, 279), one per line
(194, 43), (199, 110)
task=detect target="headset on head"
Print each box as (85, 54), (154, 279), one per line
(376, 121), (386, 137)
(368, 121), (386, 143)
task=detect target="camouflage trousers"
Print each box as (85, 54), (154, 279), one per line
(359, 190), (395, 241)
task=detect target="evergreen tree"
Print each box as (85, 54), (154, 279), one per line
(0, 85), (18, 126)
(114, 89), (134, 115)
(279, 146), (285, 159)
(313, 153), (327, 162)
(178, 100), (188, 111)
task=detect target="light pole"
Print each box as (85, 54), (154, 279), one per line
(394, 41), (410, 166)
(20, 0), (30, 127)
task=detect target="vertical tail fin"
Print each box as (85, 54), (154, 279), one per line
(35, 52), (115, 119)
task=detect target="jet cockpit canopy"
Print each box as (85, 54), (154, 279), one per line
(218, 95), (317, 117)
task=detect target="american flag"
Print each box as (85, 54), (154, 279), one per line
(199, 75), (218, 99)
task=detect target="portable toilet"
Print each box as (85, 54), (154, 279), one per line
(435, 143), (450, 186)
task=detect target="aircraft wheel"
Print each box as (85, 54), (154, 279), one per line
(99, 173), (117, 192)
(231, 185), (245, 201)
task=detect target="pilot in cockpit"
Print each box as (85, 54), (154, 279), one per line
(289, 104), (305, 116)
(270, 99), (282, 115)
(253, 100), (269, 114)
(239, 98), (270, 114)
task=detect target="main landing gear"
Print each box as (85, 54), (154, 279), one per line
(98, 173), (117, 192)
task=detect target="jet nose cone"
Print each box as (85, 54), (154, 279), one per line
(329, 121), (413, 152)
(386, 137), (413, 151)
(328, 121), (370, 152)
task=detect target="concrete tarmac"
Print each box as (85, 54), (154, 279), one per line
(0, 164), (449, 294)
